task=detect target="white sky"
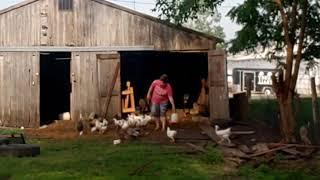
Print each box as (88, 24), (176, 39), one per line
(0, 0), (243, 40)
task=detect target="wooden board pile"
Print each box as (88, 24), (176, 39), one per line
(191, 121), (320, 168)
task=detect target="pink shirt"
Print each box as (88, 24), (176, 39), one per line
(149, 80), (173, 104)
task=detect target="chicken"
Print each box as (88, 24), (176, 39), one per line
(77, 114), (84, 136)
(59, 112), (71, 121)
(167, 127), (177, 143)
(215, 125), (231, 144)
(300, 126), (311, 145)
(126, 127), (140, 137)
(139, 98), (148, 114)
(90, 118), (108, 134)
(102, 119), (108, 127)
(113, 118), (129, 130)
(126, 114), (152, 127)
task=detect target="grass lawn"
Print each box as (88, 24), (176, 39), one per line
(0, 139), (319, 180)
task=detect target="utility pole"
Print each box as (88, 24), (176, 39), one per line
(133, 0), (136, 10)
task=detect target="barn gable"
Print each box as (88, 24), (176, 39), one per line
(0, 0), (219, 50)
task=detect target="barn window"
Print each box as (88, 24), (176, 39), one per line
(59, 0), (73, 11)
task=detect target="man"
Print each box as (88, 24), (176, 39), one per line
(147, 74), (176, 131)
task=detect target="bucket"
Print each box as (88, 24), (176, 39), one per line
(170, 113), (178, 124)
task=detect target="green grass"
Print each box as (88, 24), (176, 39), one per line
(0, 128), (23, 135)
(0, 139), (318, 179)
(238, 164), (319, 180)
(0, 139), (224, 180)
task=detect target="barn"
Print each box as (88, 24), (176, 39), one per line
(0, 0), (229, 128)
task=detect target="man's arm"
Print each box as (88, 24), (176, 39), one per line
(169, 96), (176, 113)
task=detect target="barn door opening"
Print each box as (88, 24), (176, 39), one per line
(120, 51), (208, 109)
(40, 52), (71, 125)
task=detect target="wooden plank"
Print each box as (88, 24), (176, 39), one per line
(102, 61), (120, 118)
(0, 55), (3, 126)
(198, 122), (220, 143)
(0, 46), (154, 52)
(208, 50), (230, 122)
(249, 145), (295, 157)
(186, 143), (208, 153)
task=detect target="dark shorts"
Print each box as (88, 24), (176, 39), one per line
(151, 103), (168, 117)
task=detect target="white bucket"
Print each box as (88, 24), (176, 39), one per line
(170, 113), (178, 123)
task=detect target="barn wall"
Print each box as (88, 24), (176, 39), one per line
(71, 52), (121, 121)
(0, 0), (216, 50)
(0, 1), (41, 47)
(0, 52), (40, 128)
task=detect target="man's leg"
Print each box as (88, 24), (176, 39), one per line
(151, 104), (160, 131)
(154, 117), (160, 130)
(160, 116), (166, 131)
(160, 103), (168, 131)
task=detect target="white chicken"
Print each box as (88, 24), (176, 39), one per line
(126, 114), (152, 127)
(102, 119), (108, 127)
(215, 125), (231, 144)
(113, 118), (129, 130)
(91, 118), (108, 133)
(167, 127), (177, 143)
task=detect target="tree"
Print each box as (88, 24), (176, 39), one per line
(154, 0), (320, 142)
(184, 11), (226, 40)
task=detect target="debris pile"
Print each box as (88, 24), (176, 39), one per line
(192, 121), (320, 169)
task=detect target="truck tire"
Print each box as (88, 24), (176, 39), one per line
(264, 88), (272, 96)
(0, 144), (40, 157)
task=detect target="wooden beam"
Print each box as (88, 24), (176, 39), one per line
(0, 46), (155, 52)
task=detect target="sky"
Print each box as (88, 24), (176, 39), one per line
(0, 0), (243, 41)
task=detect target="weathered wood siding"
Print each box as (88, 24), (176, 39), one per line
(0, 0), (216, 50)
(71, 52), (121, 121)
(208, 49), (230, 122)
(0, 52), (40, 127)
(0, 1), (41, 46)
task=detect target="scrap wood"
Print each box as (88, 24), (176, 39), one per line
(268, 143), (320, 149)
(252, 143), (269, 153)
(176, 139), (210, 143)
(225, 157), (245, 165)
(231, 131), (255, 135)
(198, 122), (220, 144)
(238, 144), (252, 154)
(176, 136), (210, 140)
(218, 147), (251, 159)
(249, 144), (295, 157)
(186, 143), (208, 153)
(300, 148), (316, 157)
(280, 148), (301, 156)
(129, 160), (153, 176)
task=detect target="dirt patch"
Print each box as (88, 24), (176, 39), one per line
(23, 115), (281, 147)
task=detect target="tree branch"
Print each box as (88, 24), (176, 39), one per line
(290, 0), (298, 41)
(291, 0), (308, 91)
(274, 0), (294, 98)
(274, 0), (290, 45)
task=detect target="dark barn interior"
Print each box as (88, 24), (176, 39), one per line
(40, 52), (71, 125)
(120, 51), (208, 109)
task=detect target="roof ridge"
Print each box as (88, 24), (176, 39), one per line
(0, 0), (39, 15)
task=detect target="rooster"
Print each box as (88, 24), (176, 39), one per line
(167, 127), (177, 143)
(215, 125), (231, 144)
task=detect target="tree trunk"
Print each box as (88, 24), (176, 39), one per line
(310, 77), (320, 144)
(278, 95), (296, 142)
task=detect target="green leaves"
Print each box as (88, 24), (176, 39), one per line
(154, 0), (223, 24)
